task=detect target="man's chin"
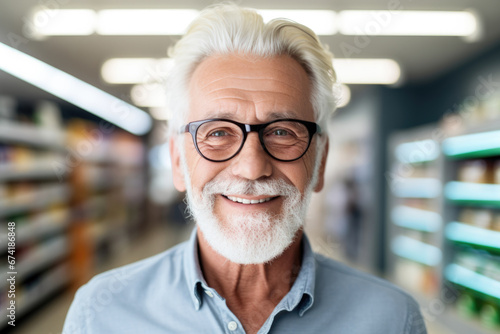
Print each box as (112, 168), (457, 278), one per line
(198, 216), (299, 265)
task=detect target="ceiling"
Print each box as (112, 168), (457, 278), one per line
(1, 0), (500, 116)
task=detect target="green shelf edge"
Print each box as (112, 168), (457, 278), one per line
(448, 240), (500, 254)
(444, 147), (500, 160)
(447, 199), (500, 208)
(446, 281), (500, 304)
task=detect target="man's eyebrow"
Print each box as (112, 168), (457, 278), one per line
(267, 111), (299, 120)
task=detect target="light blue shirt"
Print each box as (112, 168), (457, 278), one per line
(63, 228), (427, 333)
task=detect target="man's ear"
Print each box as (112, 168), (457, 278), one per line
(314, 139), (329, 192)
(170, 136), (187, 192)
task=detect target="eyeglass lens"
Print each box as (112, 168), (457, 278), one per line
(195, 120), (310, 161)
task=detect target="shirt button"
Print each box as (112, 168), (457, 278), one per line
(204, 290), (214, 298)
(227, 321), (238, 331)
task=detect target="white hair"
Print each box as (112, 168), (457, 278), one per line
(166, 3), (337, 138)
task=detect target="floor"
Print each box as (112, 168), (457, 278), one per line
(13, 222), (454, 334)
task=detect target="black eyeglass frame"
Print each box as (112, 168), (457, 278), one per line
(180, 118), (322, 163)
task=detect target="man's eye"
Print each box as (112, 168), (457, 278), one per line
(273, 129), (289, 136)
(209, 130), (228, 137)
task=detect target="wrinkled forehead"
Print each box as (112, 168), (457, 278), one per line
(187, 54), (314, 122)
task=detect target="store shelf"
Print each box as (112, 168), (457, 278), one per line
(443, 130), (500, 159)
(0, 121), (66, 150)
(391, 178), (441, 199)
(446, 222), (500, 251)
(391, 235), (442, 266)
(395, 139), (439, 164)
(0, 160), (68, 182)
(0, 208), (71, 249)
(445, 181), (500, 207)
(0, 236), (69, 290)
(0, 183), (71, 217)
(391, 205), (442, 232)
(445, 263), (500, 301)
(412, 292), (499, 334)
(0, 263), (70, 330)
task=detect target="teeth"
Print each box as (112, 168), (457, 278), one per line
(226, 196), (273, 204)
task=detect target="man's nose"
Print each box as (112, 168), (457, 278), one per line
(230, 133), (273, 180)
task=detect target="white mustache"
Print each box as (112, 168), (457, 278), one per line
(201, 178), (299, 198)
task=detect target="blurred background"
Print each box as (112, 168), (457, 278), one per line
(1, 0), (500, 333)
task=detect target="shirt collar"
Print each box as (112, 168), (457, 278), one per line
(282, 233), (316, 316)
(183, 227), (205, 310)
(183, 227), (317, 315)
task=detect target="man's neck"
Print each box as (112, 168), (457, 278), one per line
(197, 228), (303, 313)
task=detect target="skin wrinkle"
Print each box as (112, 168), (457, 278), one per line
(202, 77), (305, 93)
(200, 111), (300, 122)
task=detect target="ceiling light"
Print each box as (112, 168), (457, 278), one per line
(0, 42), (152, 136)
(131, 83), (167, 107)
(26, 9), (96, 38)
(338, 10), (478, 36)
(333, 58), (401, 84)
(96, 9), (199, 35)
(257, 10), (337, 35)
(103, 57), (399, 86)
(101, 58), (174, 84)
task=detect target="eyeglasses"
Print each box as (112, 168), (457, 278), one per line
(180, 118), (321, 162)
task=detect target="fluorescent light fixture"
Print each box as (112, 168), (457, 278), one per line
(445, 181), (500, 202)
(104, 58), (399, 86)
(26, 9), (96, 37)
(0, 42), (152, 136)
(333, 59), (401, 84)
(338, 10), (478, 36)
(392, 178), (441, 198)
(257, 9), (337, 35)
(131, 83), (167, 107)
(336, 84), (351, 108)
(445, 264), (500, 299)
(442, 130), (500, 158)
(101, 58), (174, 84)
(396, 139), (439, 163)
(391, 206), (442, 232)
(96, 9), (199, 35)
(446, 222), (500, 250)
(391, 235), (442, 266)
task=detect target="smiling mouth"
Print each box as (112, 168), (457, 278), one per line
(222, 195), (278, 204)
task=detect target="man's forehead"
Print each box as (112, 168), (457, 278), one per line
(201, 110), (302, 122)
(186, 54), (314, 123)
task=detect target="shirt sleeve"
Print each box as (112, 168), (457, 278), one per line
(62, 284), (88, 334)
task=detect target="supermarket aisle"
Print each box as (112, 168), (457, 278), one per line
(14, 221), (194, 334)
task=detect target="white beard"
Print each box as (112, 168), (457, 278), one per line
(180, 145), (322, 264)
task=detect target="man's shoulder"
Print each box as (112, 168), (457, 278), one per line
(79, 240), (188, 297)
(304, 253), (426, 333)
(313, 252), (419, 307)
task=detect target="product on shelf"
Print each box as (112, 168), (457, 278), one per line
(493, 214), (500, 232)
(495, 160), (500, 184)
(458, 160), (488, 183)
(458, 208), (494, 229)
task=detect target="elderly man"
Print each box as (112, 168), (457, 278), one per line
(63, 4), (426, 334)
